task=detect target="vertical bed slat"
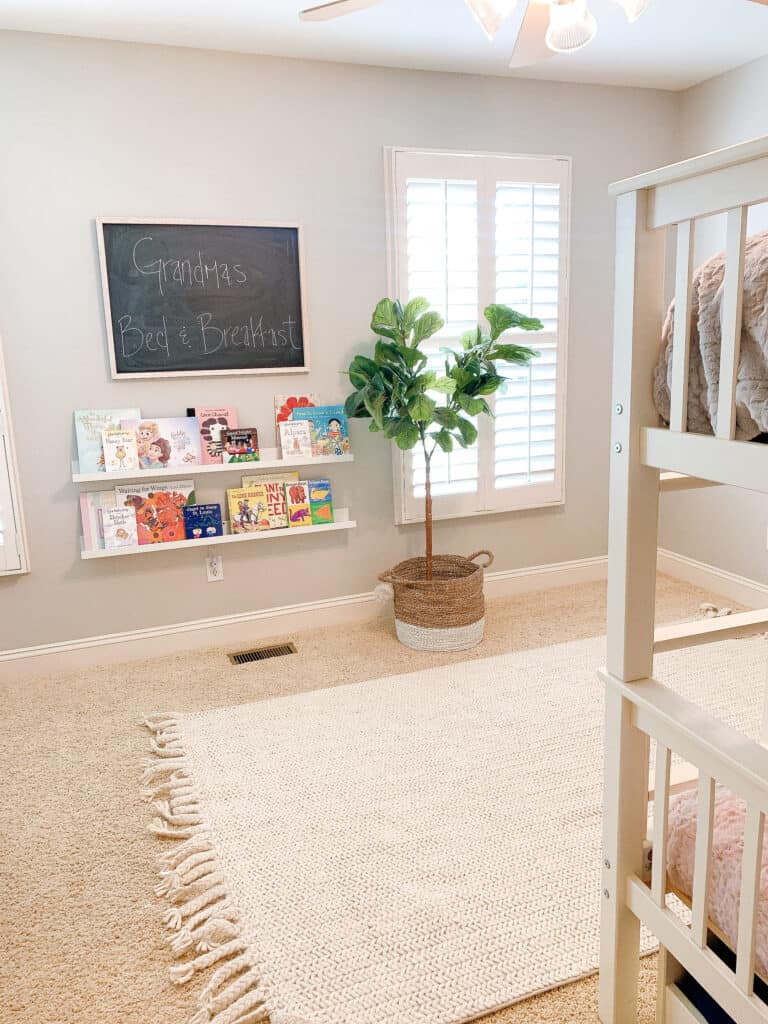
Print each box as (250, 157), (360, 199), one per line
(651, 743), (671, 906)
(735, 804), (765, 995)
(691, 775), (715, 947)
(669, 220), (695, 433)
(716, 206), (748, 440)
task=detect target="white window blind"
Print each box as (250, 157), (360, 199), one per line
(387, 149), (570, 524)
(0, 339), (27, 575)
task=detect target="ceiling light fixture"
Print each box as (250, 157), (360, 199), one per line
(464, 0), (521, 40)
(613, 0), (651, 22)
(545, 0), (598, 53)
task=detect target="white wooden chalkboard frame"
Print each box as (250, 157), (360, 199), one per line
(96, 218), (311, 379)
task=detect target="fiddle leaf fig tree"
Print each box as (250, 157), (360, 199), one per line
(344, 298), (543, 580)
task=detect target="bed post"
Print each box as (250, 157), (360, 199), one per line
(599, 187), (665, 1024)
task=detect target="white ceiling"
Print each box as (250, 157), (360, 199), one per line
(0, 0), (766, 91)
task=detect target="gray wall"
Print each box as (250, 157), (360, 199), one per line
(658, 55), (768, 584)
(0, 32), (681, 650)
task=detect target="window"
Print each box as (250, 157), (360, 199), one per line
(386, 148), (570, 524)
(0, 337), (28, 574)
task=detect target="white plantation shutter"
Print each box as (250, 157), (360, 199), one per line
(0, 339), (27, 574)
(388, 149), (570, 523)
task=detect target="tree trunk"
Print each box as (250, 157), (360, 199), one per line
(424, 452), (433, 581)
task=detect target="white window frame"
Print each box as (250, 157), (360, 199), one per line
(385, 146), (571, 525)
(0, 334), (29, 575)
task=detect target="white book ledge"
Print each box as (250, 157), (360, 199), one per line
(72, 450), (354, 484)
(81, 509), (355, 559)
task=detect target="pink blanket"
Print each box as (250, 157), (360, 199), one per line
(667, 784), (768, 977)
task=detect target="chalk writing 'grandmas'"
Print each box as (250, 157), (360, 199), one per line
(118, 313), (301, 359)
(132, 236), (248, 297)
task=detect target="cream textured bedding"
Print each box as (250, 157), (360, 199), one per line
(654, 230), (768, 438)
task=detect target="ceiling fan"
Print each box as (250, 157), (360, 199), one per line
(298, 0), (652, 67)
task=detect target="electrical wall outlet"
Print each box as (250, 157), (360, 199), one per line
(206, 554), (224, 582)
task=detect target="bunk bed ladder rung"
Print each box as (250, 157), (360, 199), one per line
(716, 206), (748, 441)
(669, 220), (695, 434)
(691, 774), (715, 948)
(652, 743), (671, 907)
(735, 804), (765, 995)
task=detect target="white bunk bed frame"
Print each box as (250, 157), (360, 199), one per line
(601, 135), (768, 1024)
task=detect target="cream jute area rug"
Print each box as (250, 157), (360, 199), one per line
(141, 634), (766, 1024)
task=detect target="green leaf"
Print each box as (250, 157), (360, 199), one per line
(430, 376), (457, 395)
(402, 297), (430, 332)
(456, 393), (486, 415)
(475, 374), (504, 395)
(392, 299), (405, 326)
(485, 303), (544, 339)
(491, 343), (539, 365)
(412, 311), (444, 345)
(450, 368), (473, 391)
(344, 390), (368, 418)
(400, 346), (428, 371)
(430, 428), (454, 453)
(371, 298), (397, 331)
(408, 394), (436, 422)
(433, 407), (459, 429)
(363, 391), (386, 428)
(455, 417), (478, 446)
(394, 419), (420, 451)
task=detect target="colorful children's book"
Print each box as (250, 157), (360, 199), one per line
(114, 480), (195, 544)
(308, 478), (334, 525)
(101, 427), (140, 473)
(285, 480), (312, 528)
(189, 407), (239, 465)
(121, 418), (202, 470)
(74, 408), (141, 474)
(79, 490), (117, 551)
(182, 503), (224, 540)
(291, 405), (350, 457)
(274, 394), (318, 454)
(223, 428), (260, 463)
(261, 480), (289, 529)
(278, 420), (313, 460)
(102, 506), (139, 549)
(241, 470), (299, 487)
(227, 487), (270, 533)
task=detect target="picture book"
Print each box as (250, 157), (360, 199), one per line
(285, 480), (311, 528)
(102, 506), (138, 549)
(291, 405), (350, 457)
(114, 480), (195, 545)
(278, 420), (313, 460)
(182, 503), (224, 540)
(274, 393), (318, 454)
(308, 478), (334, 525)
(101, 427), (139, 473)
(241, 470), (299, 487)
(190, 407), (239, 465)
(74, 408), (141, 474)
(226, 486), (270, 533)
(260, 479), (289, 529)
(222, 428), (260, 463)
(121, 418), (202, 470)
(79, 490), (117, 551)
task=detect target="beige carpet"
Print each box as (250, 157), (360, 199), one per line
(0, 575), (739, 1024)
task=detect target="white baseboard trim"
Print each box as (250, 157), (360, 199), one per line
(6, 549), (762, 680)
(657, 548), (768, 609)
(1, 553), (610, 679)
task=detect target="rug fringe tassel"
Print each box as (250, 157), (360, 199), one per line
(142, 715), (274, 1024)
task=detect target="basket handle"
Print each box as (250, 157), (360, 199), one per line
(467, 550), (494, 569)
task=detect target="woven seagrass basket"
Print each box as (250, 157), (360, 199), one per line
(379, 550), (494, 652)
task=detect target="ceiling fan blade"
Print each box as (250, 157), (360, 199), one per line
(508, 2), (555, 68)
(464, 0), (521, 40)
(299, 0), (383, 22)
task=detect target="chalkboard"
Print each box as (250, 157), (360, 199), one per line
(97, 220), (309, 378)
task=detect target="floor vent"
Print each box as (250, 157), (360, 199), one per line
(228, 642), (297, 665)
